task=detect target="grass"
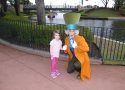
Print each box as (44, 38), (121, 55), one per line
(103, 60), (125, 65)
(86, 8), (121, 17)
(3, 9), (28, 21)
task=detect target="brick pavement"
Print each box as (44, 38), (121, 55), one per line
(0, 44), (125, 90)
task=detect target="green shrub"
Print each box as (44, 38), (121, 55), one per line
(119, 8), (125, 16)
(77, 10), (87, 16)
(0, 20), (93, 50)
(2, 10), (28, 21)
(119, 4), (125, 15)
(112, 20), (125, 41)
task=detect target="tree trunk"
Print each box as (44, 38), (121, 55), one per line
(35, 0), (46, 24)
(0, 0), (5, 17)
(3, 0), (7, 12)
(101, 0), (109, 8)
(0, 0), (7, 12)
(14, 0), (20, 16)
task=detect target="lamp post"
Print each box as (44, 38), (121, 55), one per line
(50, 0), (52, 8)
(64, 0), (66, 8)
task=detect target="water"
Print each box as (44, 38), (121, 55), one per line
(46, 13), (65, 24)
(30, 13), (124, 37)
(31, 13), (124, 28)
(46, 13), (113, 28)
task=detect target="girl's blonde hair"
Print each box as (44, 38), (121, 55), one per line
(52, 30), (61, 39)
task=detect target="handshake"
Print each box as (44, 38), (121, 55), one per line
(62, 41), (77, 50)
(62, 45), (67, 50)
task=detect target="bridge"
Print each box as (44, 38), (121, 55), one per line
(23, 5), (78, 11)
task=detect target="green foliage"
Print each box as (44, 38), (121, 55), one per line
(112, 20), (125, 28)
(112, 21), (125, 41)
(119, 4), (125, 15)
(3, 10), (28, 21)
(79, 26), (93, 44)
(120, 4), (125, 9)
(0, 20), (93, 50)
(77, 10), (87, 16)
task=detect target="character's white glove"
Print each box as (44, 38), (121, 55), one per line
(72, 41), (77, 48)
(62, 45), (67, 50)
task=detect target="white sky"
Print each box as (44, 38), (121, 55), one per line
(30, 0), (114, 7)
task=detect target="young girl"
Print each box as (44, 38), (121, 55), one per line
(50, 30), (63, 78)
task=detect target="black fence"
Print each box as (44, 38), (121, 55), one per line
(0, 20), (125, 64)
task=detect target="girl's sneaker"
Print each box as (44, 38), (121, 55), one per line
(56, 70), (60, 76)
(51, 72), (57, 79)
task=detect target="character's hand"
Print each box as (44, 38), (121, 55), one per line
(72, 41), (77, 48)
(62, 45), (67, 50)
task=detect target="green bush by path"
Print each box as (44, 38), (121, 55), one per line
(0, 20), (93, 50)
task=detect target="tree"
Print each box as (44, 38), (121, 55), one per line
(35, 0), (46, 24)
(113, 0), (125, 10)
(14, 0), (20, 16)
(22, 0), (29, 4)
(0, 0), (6, 17)
(101, 0), (109, 8)
(7, 0), (20, 16)
(0, 0), (7, 12)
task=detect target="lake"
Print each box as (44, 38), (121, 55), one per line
(46, 13), (113, 28)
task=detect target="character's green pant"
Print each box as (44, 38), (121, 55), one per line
(67, 56), (81, 73)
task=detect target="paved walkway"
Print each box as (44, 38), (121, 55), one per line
(0, 44), (125, 90)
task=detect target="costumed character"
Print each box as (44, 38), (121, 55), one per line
(62, 12), (91, 80)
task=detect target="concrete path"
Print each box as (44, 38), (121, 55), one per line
(0, 44), (125, 90)
(108, 17), (125, 20)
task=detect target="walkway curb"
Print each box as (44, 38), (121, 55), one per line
(80, 16), (125, 20)
(0, 39), (102, 64)
(0, 39), (68, 60)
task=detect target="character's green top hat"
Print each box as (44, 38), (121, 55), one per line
(63, 12), (81, 30)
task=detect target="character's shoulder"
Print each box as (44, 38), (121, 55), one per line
(75, 35), (86, 41)
(76, 35), (83, 39)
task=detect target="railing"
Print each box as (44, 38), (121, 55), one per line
(23, 5), (78, 11)
(0, 20), (125, 64)
(23, 5), (78, 9)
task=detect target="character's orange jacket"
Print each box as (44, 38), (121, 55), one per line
(64, 35), (91, 80)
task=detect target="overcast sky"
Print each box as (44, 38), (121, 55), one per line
(30, 0), (114, 7)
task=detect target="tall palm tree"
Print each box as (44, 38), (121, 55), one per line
(35, 0), (46, 24)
